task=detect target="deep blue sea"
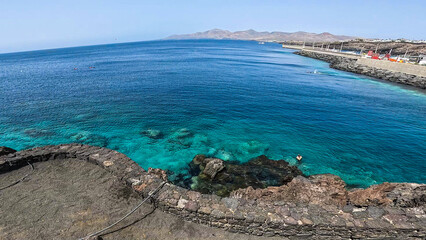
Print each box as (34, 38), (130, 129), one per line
(1, 40), (425, 187)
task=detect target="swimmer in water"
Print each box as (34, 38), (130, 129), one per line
(296, 154), (302, 162)
(306, 69), (320, 74)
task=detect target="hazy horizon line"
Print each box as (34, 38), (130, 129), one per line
(1, 28), (423, 55)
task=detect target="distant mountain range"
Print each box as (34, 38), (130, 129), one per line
(165, 29), (358, 42)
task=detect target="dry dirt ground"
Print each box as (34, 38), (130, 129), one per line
(0, 159), (286, 240)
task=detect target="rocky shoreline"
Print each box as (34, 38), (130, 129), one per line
(285, 42), (426, 56)
(1, 144), (425, 239)
(294, 50), (426, 89)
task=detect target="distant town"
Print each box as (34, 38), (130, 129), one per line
(366, 38), (426, 44)
(283, 39), (426, 65)
(166, 29), (426, 64)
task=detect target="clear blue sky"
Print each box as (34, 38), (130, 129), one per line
(1, 0), (425, 53)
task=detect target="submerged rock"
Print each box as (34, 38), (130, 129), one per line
(168, 128), (195, 148)
(174, 128), (193, 139)
(24, 128), (55, 138)
(141, 129), (164, 139)
(0, 147), (17, 157)
(238, 140), (270, 155)
(184, 154), (303, 197)
(192, 154), (205, 165)
(69, 132), (109, 147)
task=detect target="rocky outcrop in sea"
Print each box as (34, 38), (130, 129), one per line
(175, 155), (303, 197)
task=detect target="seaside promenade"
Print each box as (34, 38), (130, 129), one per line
(282, 45), (360, 59)
(284, 45), (426, 89)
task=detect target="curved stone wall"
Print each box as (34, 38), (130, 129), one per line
(1, 144), (425, 239)
(295, 50), (426, 89)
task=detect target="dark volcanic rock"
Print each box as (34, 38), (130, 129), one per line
(0, 147), (17, 156)
(349, 182), (426, 207)
(185, 155), (304, 197)
(348, 182), (396, 206)
(230, 174), (348, 206)
(147, 167), (168, 181)
(231, 175), (426, 208)
(202, 158), (225, 179)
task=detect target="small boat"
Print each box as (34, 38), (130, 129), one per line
(258, 41), (265, 45)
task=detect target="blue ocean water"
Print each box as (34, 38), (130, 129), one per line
(0, 40), (425, 187)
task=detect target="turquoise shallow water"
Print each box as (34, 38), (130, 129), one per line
(0, 40), (425, 187)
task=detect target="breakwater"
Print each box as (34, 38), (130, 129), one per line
(294, 50), (426, 89)
(1, 144), (425, 239)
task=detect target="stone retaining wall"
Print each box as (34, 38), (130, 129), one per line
(1, 144), (425, 239)
(295, 50), (426, 89)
